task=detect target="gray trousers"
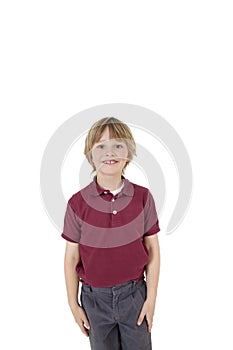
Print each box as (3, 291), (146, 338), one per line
(80, 279), (152, 350)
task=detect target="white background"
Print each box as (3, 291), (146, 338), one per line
(1, 1), (233, 349)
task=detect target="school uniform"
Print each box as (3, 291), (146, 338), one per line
(61, 175), (160, 349)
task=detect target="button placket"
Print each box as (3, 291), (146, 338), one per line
(110, 195), (117, 215)
(110, 195), (121, 224)
(110, 204), (121, 225)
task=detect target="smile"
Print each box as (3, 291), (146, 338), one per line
(103, 160), (118, 165)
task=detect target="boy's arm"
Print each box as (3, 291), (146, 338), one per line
(137, 234), (160, 331)
(144, 234), (160, 306)
(63, 241), (91, 336)
(64, 241), (80, 308)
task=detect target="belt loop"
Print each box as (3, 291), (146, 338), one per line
(83, 284), (93, 292)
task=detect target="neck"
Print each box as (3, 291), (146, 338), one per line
(96, 174), (123, 191)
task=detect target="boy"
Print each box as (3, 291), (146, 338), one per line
(61, 117), (160, 350)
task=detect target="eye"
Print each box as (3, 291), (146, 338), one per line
(115, 144), (124, 149)
(96, 144), (104, 149)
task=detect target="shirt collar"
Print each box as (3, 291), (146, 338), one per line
(90, 175), (134, 197)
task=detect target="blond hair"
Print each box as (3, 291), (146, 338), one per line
(84, 117), (137, 174)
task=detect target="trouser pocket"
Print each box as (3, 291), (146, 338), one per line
(131, 280), (147, 308)
(81, 288), (96, 310)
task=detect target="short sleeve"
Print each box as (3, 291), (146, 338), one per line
(144, 190), (160, 236)
(61, 199), (81, 243)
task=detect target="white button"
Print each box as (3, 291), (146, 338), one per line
(112, 210), (117, 215)
(112, 198), (115, 202)
(104, 191), (108, 194)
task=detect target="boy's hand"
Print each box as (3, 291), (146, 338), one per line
(70, 303), (91, 337)
(137, 299), (155, 333)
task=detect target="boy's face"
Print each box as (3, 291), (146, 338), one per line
(91, 127), (129, 176)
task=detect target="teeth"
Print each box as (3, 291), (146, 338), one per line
(104, 160), (117, 164)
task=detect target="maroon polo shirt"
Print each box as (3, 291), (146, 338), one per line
(61, 175), (160, 287)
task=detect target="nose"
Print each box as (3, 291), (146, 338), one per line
(105, 149), (115, 157)
(104, 143), (116, 157)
